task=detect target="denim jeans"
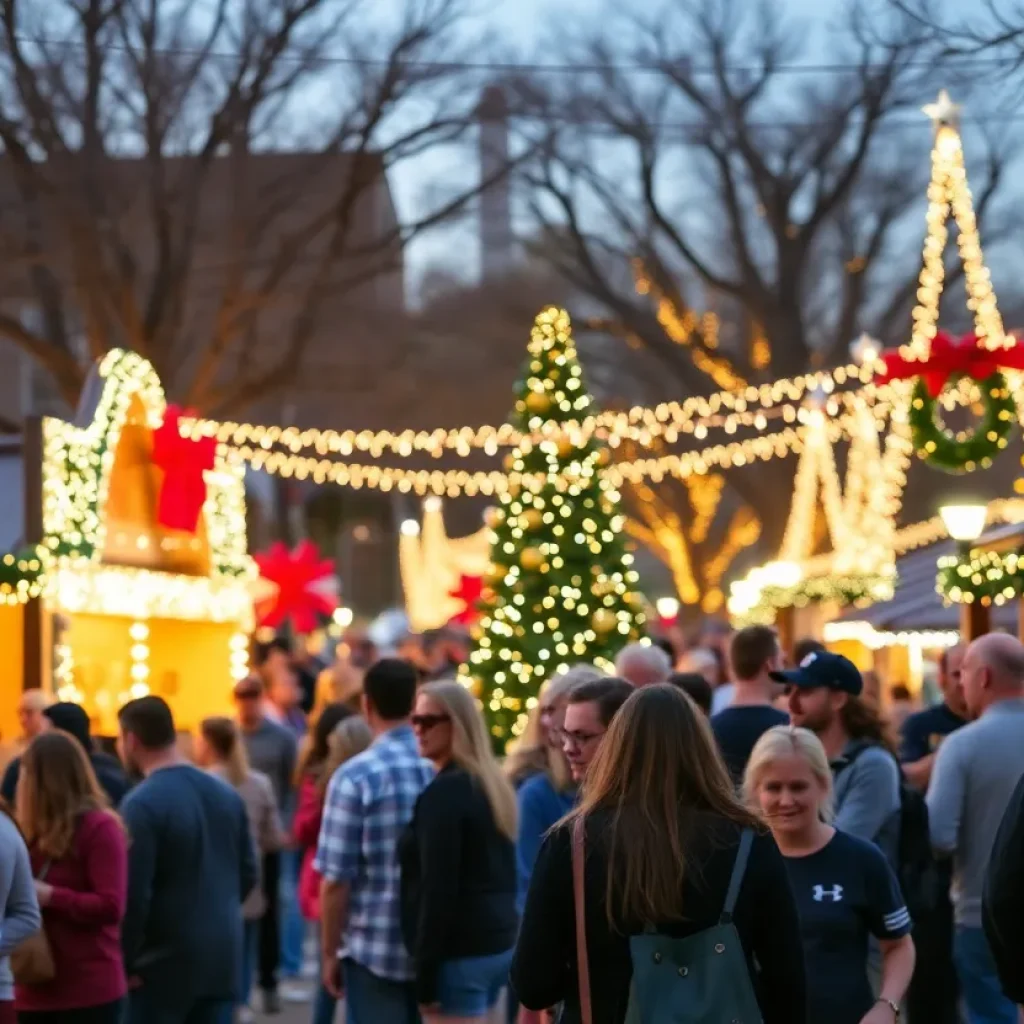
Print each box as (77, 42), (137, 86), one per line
(279, 847), (305, 977)
(238, 920), (259, 1008)
(954, 926), (1019, 1024)
(311, 982), (339, 1024)
(342, 960), (420, 1024)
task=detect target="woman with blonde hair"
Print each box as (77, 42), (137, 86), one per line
(14, 731), (128, 1021)
(196, 716), (285, 1021)
(512, 684), (806, 1024)
(744, 726), (915, 1024)
(400, 681), (518, 1023)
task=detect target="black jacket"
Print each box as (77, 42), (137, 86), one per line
(983, 771), (1024, 1004)
(510, 810), (807, 1024)
(399, 763), (518, 1005)
(2, 702), (131, 809)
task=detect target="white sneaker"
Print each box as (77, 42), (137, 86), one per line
(280, 982), (312, 1003)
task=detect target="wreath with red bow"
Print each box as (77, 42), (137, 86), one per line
(877, 332), (1022, 473)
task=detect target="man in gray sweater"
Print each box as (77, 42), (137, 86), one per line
(928, 632), (1024, 1024)
(235, 676), (297, 1014)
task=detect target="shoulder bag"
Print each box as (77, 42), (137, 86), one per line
(11, 860), (55, 986)
(572, 819), (763, 1024)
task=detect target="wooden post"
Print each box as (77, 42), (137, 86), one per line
(22, 416), (43, 692)
(776, 605), (795, 661)
(961, 601), (991, 644)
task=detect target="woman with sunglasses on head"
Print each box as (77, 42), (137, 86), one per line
(744, 726), (915, 1024)
(400, 681), (518, 1024)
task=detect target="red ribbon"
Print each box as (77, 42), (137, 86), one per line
(877, 332), (1024, 397)
(151, 405), (217, 533)
(254, 540), (337, 634)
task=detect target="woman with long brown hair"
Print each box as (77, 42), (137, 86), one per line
(196, 716), (285, 1022)
(511, 684), (806, 1024)
(400, 681), (517, 1023)
(14, 731), (128, 1022)
(292, 709), (371, 1024)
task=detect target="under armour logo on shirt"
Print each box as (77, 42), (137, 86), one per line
(812, 884), (844, 902)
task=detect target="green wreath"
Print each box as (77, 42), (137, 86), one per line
(909, 372), (1015, 474)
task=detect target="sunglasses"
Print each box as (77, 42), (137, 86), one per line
(235, 691), (262, 701)
(411, 713), (451, 732)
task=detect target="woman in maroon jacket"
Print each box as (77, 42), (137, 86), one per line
(14, 731), (128, 1023)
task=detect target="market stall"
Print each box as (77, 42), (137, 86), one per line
(0, 349), (256, 738)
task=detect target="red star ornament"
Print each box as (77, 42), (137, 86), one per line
(254, 540), (338, 634)
(448, 574), (486, 625)
(151, 405), (218, 533)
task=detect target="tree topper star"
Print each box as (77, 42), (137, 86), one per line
(923, 90), (961, 129)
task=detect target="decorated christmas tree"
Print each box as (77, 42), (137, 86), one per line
(467, 307), (646, 749)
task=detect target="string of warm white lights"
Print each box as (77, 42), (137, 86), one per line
(231, 421), (863, 496)
(184, 363), (876, 458)
(902, 93), (1008, 361)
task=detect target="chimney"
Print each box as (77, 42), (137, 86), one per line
(478, 85), (513, 281)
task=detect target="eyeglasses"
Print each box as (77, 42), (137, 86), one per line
(558, 728), (606, 749)
(234, 691), (261, 701)
(411, 713), (451, 732)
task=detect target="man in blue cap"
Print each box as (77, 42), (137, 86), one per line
(772, 651), (902, 863)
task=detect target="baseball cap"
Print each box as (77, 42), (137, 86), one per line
(770, 650), (863, 696)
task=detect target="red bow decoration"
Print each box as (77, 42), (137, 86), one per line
(877, 332), (1024, 397)
(254, 540), (338, 634)
(448, 575), (485, 625)
(151, 405), (217, 532)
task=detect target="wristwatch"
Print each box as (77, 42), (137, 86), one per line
(877, 998), (900, 1021)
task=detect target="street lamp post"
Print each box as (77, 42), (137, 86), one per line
(939, 504), (990, 642)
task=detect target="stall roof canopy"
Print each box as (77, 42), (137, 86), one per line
(838, 522), (1024, 632)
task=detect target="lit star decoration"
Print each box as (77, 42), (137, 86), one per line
(466, 307), (646, 750)
(151, 404), (218, 532)
(254, 540), (338, 634)
(448, 575), (486, 625)
(922, 89), (961, 129)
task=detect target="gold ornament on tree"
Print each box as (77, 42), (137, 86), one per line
(525, 391), (551, 414)
(521, 509), (543, 530)
(483, 506), (503, 529)
(592, 607), (617, 633)
(486, 564), (508, 586)
(520, 546), (544, 571)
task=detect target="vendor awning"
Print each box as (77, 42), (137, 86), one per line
(837, 522), (1024, 633)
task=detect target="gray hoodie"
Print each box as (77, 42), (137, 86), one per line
(0, 811), (42, 1000)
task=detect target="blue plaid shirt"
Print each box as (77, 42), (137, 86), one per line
(314, 724), (434, 980)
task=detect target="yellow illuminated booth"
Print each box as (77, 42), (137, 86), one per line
(0, 349), (256, 738)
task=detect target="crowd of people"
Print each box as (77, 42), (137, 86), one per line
(0, 622), (1021, 1024)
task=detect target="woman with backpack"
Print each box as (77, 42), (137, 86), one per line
(512, 684), (806, 1024)
(744, 726), (915, 1024)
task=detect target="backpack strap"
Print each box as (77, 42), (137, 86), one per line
(572, 817), (593, 1024)
(719, 828), (754, 925)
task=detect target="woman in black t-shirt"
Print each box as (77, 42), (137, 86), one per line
(399, 681), (518, 1023)
(744, 725), (915, 1024)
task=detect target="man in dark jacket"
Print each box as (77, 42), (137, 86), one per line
(119, 695), (257, 1024)
(983, 770), (1024, 1008)
(1, 702), (130, 807)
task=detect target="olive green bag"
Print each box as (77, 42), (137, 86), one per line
(572, 821), (762, 1024)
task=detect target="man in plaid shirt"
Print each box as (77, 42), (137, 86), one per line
(316, 658), (434, 1022)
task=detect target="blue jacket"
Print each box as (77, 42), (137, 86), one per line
(515, 772), (575, 914)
